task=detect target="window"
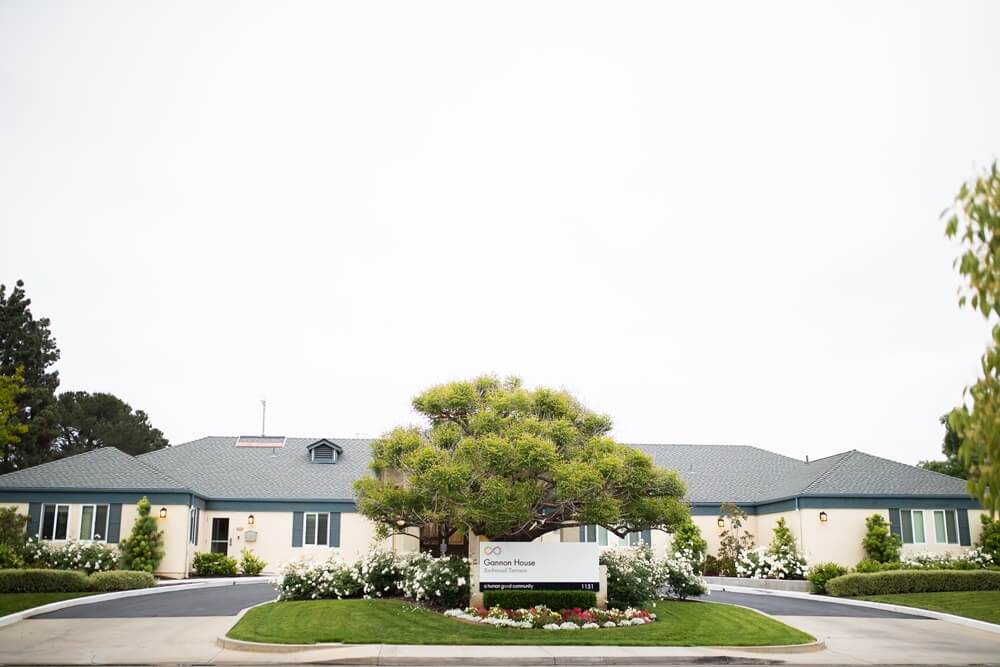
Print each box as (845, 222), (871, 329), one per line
(189, 507), (199, 545)
(40, 504), (69, 540)
(304, 512), (329, 546)
(900, 510), (926, 544)
(79, 504), (109, 541)
(933, 510), (959, 544)
(582, 525), (643, 547)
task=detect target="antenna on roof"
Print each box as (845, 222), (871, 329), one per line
(260, 398), (267, 437)
(805, 454), (810, 463)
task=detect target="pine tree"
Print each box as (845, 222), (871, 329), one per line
(767, 517), (799, 556)
(862, 514), (901, 563)
(119, 497), (164, 573)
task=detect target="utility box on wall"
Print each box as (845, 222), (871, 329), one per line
(245, 530), (258, 542)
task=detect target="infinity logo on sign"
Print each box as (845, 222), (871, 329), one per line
(483, 546), (502, 556)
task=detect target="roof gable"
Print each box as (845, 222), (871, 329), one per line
(0, 447), (188, 491)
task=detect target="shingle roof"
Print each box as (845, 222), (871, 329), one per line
(0, 438), (970, 505)
(632, 444), (970, 503)
(138, 437), (372, 500)
(0, 447), (188, 491)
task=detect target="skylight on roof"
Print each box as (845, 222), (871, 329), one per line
(235, 436), (286, 448)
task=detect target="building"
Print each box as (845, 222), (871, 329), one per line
(0, 436), (986, 577)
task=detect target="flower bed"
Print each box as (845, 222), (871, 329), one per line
(444, 605), (655, 630)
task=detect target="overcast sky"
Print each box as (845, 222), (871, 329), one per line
(2, 1), (999, 466)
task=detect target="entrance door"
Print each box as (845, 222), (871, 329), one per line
(210, 518), (230, 554)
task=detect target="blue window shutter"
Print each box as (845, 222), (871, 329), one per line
(194, 508), (200, 545)
(888, 508), (901, 539)
(106, 504), (123, 543)
(957, 511), (971, 546)
(330, 513), (341, 547)
(27, 503), (41, 537)
(292, 512), (303, 547)
(642, 528), (651, 545)
(578, 526), (586, 542)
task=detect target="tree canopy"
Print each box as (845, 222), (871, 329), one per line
(354, 376), (689, 546)
(943, 163), (1000, 514)
(52, 392), (168, 457)
(0, 280), (168, 471)
(918, 414), (966, 479)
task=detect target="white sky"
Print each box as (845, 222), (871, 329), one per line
(2, 1), (998, 465)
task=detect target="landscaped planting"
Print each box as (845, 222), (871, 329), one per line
(825, 569), (1000, 597)
(600, 545), (706, 608)
(20, 537), (118, 573)
(0, 568), (156, 593)
(444, 605), (655, 630)
(482, 589), (596, 610)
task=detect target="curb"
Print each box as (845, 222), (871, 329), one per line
(0, 577), (278, 629)
(217, 635), (344, 653)
(709, 583), (1000, 636)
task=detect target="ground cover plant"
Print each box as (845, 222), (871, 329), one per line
(858, 590), (1000, 624)
(445, 605), (653, 629)
(227, 598), (815, 646)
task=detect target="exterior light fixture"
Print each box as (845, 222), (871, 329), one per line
(819, 511), (828, 523)
(159, 507), (167, 519)
(396, 519), (406, 527)
(717, 518), (725, 528)
(247, 514), (255, 526)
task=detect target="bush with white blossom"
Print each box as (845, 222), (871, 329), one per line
(602, 544), (706, 609)
(277, 549), (469, 608)
(443, 605), (655, 629)
(18, 537), (118, 574)
(736, 545), (808, 580)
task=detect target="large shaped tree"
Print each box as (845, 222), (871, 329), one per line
(355, 376), (689, 549)
(52, 392), (168, 457)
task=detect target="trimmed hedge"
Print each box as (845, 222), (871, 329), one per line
(0, 569), (91, 593)
(89, 570), (156, 592)
(826, 569), (1000, 597)
(482, 589), (598, 610)
(192, 551), (238, 576)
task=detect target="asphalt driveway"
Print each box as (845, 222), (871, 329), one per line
(705, 589), (925, 618)
(38, 582), (277, 618)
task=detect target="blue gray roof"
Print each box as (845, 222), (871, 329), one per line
(0, 438), (971, 505)
(0, 447), (187, 491)
(138, 437), (372, 500)
(631, 444), (970, 503)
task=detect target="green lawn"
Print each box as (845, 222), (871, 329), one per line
(0, 592), (96, 617)
(860, 591), (1000, 625)
(228, 598), (815, 646)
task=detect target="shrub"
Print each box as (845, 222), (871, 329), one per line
(855, 558), (883, 573)
(483, 589), (597, 610)
(279, 557), (361, 600)
(239, 549), (267, 576)
(977, 514), (1000, 563)
(396, 552), (469, 608)
(192, 551), (238, 576)
(118, 497), (164, 573)
(19, 537), (50, 568)
(49, 540), (118, 574)
(808, 562), (848, 594)
(89, 570), (156, 592)
(0, 544), (24, 569)
(0, 568), (91, 593)
(717, 503), (755, 576)
(862, 514), (901, 563)
(601, 545), (663, 609)
(0, 507), (28, 548)
(660, 550), (708, 599)
(356, 549), (402, 598)
(670, 521), (708, 572)
(736, 519), (808, 580)
(703, 554), (721, 576)
(826, 569), (1000, 597)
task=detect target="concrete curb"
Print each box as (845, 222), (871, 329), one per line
(709, 583), (1000, 636)
(0, 577), (278, 629)
(217, 635), (344, 653)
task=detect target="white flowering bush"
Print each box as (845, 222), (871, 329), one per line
(602, 544), (706, 608)
(901, 550), (995, 570)
(20, 537), (51, 567)
(967, 548), (995, 568)
(736, 545), (808, 580)
(278, 549), (469, 608)
(444, 605), (655, 629)
(18, 538), (118, 574)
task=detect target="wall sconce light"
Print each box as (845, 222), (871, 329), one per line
(247, 514), (255, 526)
(159, 507), (167, 519)
(717, 518), (725, 528)
(819, 511), (828, 523)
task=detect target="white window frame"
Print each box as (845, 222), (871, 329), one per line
(189, 507), (199, 545)
(303, 512), (329, 546)
(40, 503), (70, 541)
(582, 525), (642, 548)
(932, 509), (959, 545)
(909, 510), (926, 544)
(79, 504), (109, 542)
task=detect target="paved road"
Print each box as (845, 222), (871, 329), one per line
(705, 589), (926, 619)
(38, 582), (277, 618)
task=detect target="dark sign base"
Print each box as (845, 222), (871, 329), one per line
(480, 582), (598, 591)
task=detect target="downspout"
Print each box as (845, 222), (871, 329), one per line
(796, 496), (805, 555)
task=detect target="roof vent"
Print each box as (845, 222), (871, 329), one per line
(235, 436), (286, 448)
(307, 439), (343, 464)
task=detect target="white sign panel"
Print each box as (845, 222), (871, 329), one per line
(479, 542), (599, 591)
